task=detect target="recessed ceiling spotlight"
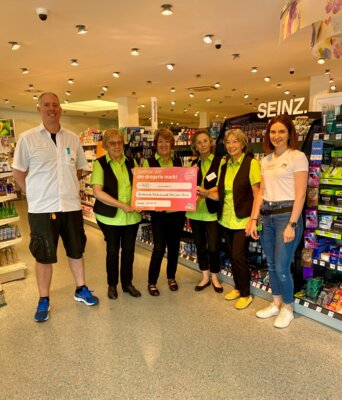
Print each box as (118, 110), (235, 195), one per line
(189, 93), (194, 98)
(214, 82), (221, 88)
(243, 94), (249, 99)
(317, 57), (325, 65)
(68, 78), (74, 84)
(71, 59), (78, 66)
(206, 98), (211, 102)
(131, 48), (140, 56)
(8, 41), (20, 50)
(4, 99), (9, 103)
(21, 67), (29, 74)
(102, 85), (109, 92)
(166, 63), (175, 71)
(171, 100), (176, 105)
(76, 24), (87, 34)
(224, 115), (227, 119)
(131, 91), (136, 96)
(330, 84), (337, 91)
(28, 84), (34, 88)
(140, 104), (145, 108)
(276, 83), (282, 88)
(170, 87), (176, 92)
(33, 95), (38, 100)
(329, 77), (334, 83)
(65, 91), (71, 96)
(161, 4), (173, 16)
(232, 88), (237, 92)
(146, 80), (152, 85)
(184, 108), (188, 113)
(64, 99), (69, 104)
(215, 114), (219, 118)
(284, 90), (290, 95)
(264, 76), (271, 82)
(324, 69), (330, 75)
(112, 72), (120, 78)
(251, 66), (258, 73)
(203, 34), (214, 44)
(232, 53), (240, 60)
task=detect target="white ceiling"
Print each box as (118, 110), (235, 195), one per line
(1, 0), (340, 127)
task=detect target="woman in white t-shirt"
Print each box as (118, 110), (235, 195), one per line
(250, 114), (308, 329)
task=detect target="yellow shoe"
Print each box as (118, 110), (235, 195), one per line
(224, 289), (240, 301)
(235, 295), (253, 310)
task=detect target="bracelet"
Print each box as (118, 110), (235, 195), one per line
(251, 218), (258, 221)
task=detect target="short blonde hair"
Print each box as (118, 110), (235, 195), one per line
(153, 128), (175, 148)
(224, 129), (249, 154)
(102, 129), (124, 150)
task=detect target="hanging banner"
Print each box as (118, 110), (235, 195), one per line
(132, 167), (197, 211)
(151, 97), (158, 131)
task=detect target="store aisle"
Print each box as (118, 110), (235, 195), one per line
(0, 201), (341, 400)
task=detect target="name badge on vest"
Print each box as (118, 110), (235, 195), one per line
(206, 172), (217, 182)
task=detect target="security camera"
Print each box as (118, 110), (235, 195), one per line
(36, 7), (48, 21)
(289, 67), (295, 75)
(215, 40), (222, 49)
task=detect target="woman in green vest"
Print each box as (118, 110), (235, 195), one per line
(91, 129), (141, 300)
(186, 130), (224, 293)
(200, 129), (260, 309)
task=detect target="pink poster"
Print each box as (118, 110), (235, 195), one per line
(132, 167), (197, 211)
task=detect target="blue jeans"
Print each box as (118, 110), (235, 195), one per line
(260, 212), (303, 304)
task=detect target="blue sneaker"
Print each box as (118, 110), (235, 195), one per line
(34, 298), (50, 322)
(74, 286), (99, 306)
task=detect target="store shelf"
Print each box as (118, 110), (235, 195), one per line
(85, 155), (96, 160)
(0, 237), (22, 249)
(315, 229), (342, 240)
(318, 205), (342, 214)
(0, 262), (26, 284)
(319, 178), (342, 186)
(83, 215), (97, 227)
(0, 172), (13, 178)
(313, 133), (342, 141)
(313, 258), (342, 272)
(0, 194), (17, 202)
(82, 142), (99, 147)
(0, 216), (19, 227)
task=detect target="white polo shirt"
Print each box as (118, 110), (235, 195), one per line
(12, 123), (87, 213)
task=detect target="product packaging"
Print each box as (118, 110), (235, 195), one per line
(307, 187), (319, 207)
(301, 248), (313, 267)
(304, 230), (316, 249)
(319, 189), (335, 205)
(308, 165), (321, 187)
(305, 208), (318, 229)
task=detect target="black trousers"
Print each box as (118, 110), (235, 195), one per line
(190, 219), (220, 273)
(221, 227), (251, 297)
(148, 211), (185, 285)
(97, 221), (139, 288)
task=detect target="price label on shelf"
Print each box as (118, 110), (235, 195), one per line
(251, 138), (255, 143)
(319, 261), (325, 267)
(267, 288), (272, 293)
(227, 272), (232, 277)
(261, 285), (267, 291)
(337, 265), (342, 272)
(313, 259), (318, 265)
(336, 134), (341, 140)
(328, 311), (334, 318)
(304, 301), (309, 308)
(316, 306), (322, 313)
(298, 136), (303, 141)
(256, 138), (260, 143)
(313, 134), (319, 140)
(252, 281), (257, 287)
(295, 298), (300, 304)
(324, 134), (329, 140)
(256, 283), (262, 289)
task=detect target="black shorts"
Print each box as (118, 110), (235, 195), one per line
(28, 211), (87, 264)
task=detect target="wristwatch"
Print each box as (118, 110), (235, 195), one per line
(288, 221), (297, 229)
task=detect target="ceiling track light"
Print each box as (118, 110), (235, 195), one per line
(68, 78), (74, 84)
(71, 59), (78, 66)
(203, 34), (214, 44)
(130, 48), (140, 56)
(112, 72), (120, 78)
(102, 85), (109, 92)
(65, 91), (71, 96)
(317, 57), (325, 65)
(21, 67), (29, 74)
(76, 24), (87, 34)
(161, 4), (173, 16)
(8, 41), (20, 50)
(264, 76), (271, 82)
(166, 63), (175, 71)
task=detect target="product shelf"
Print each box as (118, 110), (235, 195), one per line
(318, 205), (342, 214)
(0, 172), (13, 178)
(0, 216), (19, 227)
(0, 194), (17, 202)
(0, 262), (27, 284)
(0, 237), (22, 249)
(313, 258), (342, 272)
(319, 178), (342, 186)
(315, 229), (342, 240)
(313, 133), (342, 141)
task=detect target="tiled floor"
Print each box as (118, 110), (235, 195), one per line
(0, 201), (341, 400)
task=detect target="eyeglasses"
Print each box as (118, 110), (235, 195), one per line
(107, 140), (123, 146)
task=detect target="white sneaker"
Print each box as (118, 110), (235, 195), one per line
(256, 303), (280, 319)
(273, 307), (294, 329)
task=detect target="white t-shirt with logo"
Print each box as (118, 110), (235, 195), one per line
(12, 123), (87, 213)
(261, 149), (308, 202)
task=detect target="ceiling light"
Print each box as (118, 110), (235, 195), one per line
(206, 98), (211, 102)
(243, 94), (249, 99)
(215, 114), (219, 118)
(276, 83), (282, 88)
(68, 78), (74, 84)
(28, 84), (34, 88)
(161, 4), (173, 16)
(184, 108), (188, 113)
(71, 59), (78, 66)
(8, 41), (20, 50)
(140, 104), (145, 108)
(264, 76), (271, 82)
(102, 86), (109, 92)
(166, 63), (175, 70)
(112, 72), (120, 78)
(189, 93), (194, 98)
(214, 82), (221, 88)
(21, 68), (29, 74)
(170, 87), (176, 92)
(284, 90), (290, 95)
(146, 80), (152, 85)
(330, 84), (337, 91)
(324, 69), (330, 75)
(65, 91), (71, 96)
(33, 95), (38, 100)
(171, 100), (176, 105)
(224, 115), (227, 119)
(329, 77), (334, 83)
(131, 48), (140, 56)
(251, 66), (258, 73)
(232, 53), (240, 60)
(317, 57), (325, 64)
(4, 99), (9, 103)
(203, 34), (214, 44)
(64, 100), (69, 104)
(76, 24), (87, 34)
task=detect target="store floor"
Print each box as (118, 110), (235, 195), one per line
(1, 201), (341, 400)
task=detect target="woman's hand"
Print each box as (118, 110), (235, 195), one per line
(249, 220), (260, 240)
(196, 186), (207, 199)
(121, 203), (135, 213)
(283, 224), (295, 243)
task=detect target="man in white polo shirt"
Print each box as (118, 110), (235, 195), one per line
(12, 92), (99, 322)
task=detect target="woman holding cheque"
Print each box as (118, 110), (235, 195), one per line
(143, 128), (185, 296)
(91, 129), (141, 300)
(186, 130), (224, 293)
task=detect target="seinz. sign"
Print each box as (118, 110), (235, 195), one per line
(257, 97), (307, 118)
